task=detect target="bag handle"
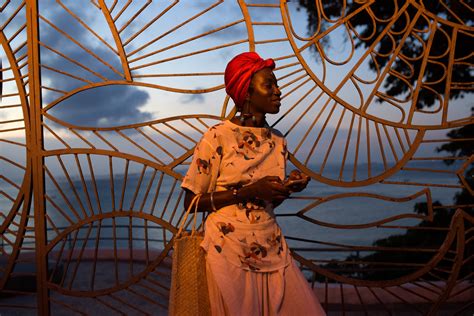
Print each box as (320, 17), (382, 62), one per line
(176, 193), (202, 237)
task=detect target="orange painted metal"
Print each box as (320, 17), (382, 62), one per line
(0, 0), (473, 315)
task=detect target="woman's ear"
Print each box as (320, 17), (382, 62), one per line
(245, 90), (251, 101)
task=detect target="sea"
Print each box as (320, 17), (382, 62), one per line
(0, 161), (466, 262)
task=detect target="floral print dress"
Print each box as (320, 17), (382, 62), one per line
(181, 120), (325, 316)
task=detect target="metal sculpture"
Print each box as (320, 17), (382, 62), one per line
(1, 0), (472, 314)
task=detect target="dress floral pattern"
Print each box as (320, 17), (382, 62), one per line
(181, 120), (325, 315)
(181, 120), (290, 271)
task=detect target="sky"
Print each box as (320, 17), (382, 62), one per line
(1, 1), (473, 258)
(1, 0), (472, 182)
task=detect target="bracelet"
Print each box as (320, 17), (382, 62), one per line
(210, 191), (217, 212)
(232, 188), (242, 202)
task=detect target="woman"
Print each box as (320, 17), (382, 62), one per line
(181, 52), (325, 315)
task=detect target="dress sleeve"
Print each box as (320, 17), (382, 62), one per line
(181, 130), (222, 194)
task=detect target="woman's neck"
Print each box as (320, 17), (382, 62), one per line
(233, 113), (266, 127)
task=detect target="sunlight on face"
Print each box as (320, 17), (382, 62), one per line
(248, 68), (282, 116)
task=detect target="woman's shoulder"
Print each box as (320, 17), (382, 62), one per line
(203, 120), (229, 136)
(208, 120), (228, 131)
(198, 120), (231, 143)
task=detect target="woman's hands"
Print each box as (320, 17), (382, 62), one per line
(238, 170), (311, 204)
(284, 169), (310, 193)
(238, 176), (290, 202)
(183, 171), (311, 212)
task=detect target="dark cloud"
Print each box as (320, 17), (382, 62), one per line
(50, 85), (150, 126)
(38, 0), (152, 126)
(179, 92), (205, 104)
(199, 23), (247, 40)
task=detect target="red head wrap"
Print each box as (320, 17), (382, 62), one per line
(224, 52), (275, 108)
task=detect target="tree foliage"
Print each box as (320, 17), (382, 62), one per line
(297, 0), (473, 108)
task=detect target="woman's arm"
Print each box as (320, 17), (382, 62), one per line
(183, 176), (291, 212)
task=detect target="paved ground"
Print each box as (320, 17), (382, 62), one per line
(0, 256), (473, 315)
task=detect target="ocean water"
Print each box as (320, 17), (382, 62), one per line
(0, 161), (465, 261)
(277, 161), (463, 260)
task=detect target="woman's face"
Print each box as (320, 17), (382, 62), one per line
(247, 68), (281, 115)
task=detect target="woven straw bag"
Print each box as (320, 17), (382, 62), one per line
(169, 194), (211, 316)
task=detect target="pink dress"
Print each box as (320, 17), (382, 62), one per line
(181, 120), (326, 316)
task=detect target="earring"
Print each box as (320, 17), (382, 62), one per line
(241, 99), (252, 125)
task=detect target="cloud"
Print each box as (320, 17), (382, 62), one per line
(50, 85), (151, 126)
(179, 91), (205, 104)
(38, 0), (152, 126)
